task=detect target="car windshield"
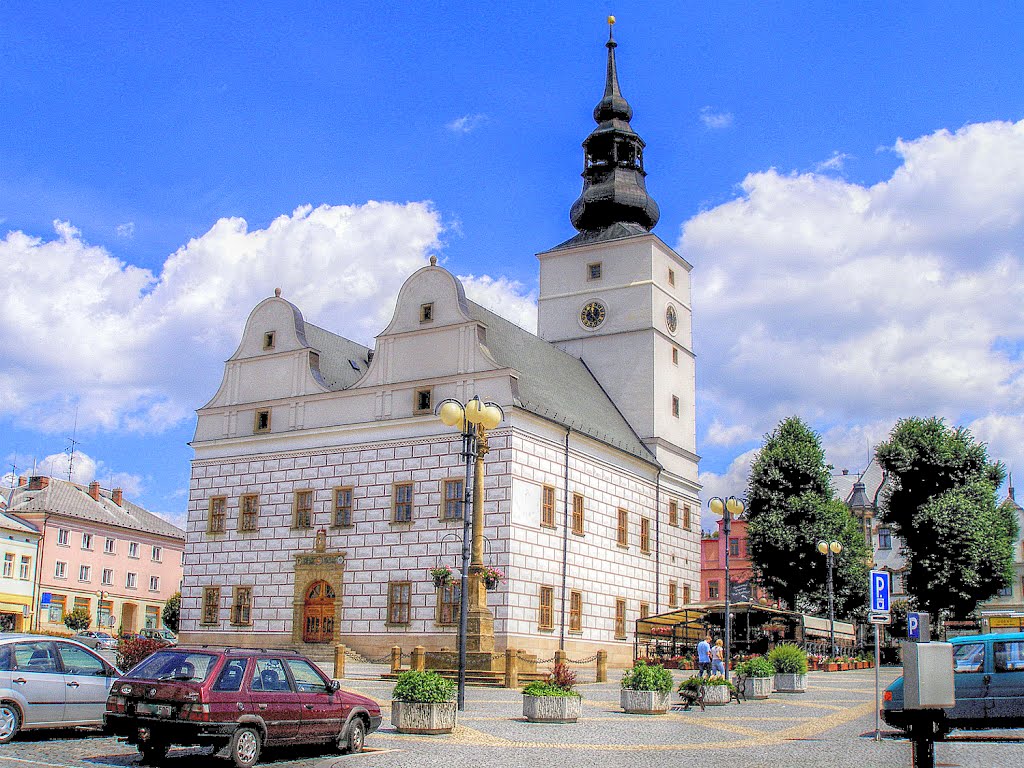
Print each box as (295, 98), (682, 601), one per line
(95, 633), (113, 639)
(128, 651), (217, 682)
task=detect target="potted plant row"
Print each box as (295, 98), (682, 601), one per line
(522, 663), (581, 723)
(767, 644), (808, 692)
(391, 670), (458, 734)
(619, 660), (674, 714)
(678, 674), (736, 706)
(733, 656), (775, 699)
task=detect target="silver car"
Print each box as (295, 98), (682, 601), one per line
(0, 633), (121, 743)
(72, 631), (119, 651)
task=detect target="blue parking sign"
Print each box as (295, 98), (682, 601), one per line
(870, 570), (890, 612)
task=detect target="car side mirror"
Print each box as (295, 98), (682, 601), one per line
(328, 679), (341, 693)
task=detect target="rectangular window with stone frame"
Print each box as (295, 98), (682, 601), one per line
(616, 508), (629, 548)
(393, 483), (414, 523)
(442, 479), (464, 521)
(413, 387), (433, 414)
(615, 598), (627, 639)
(569, 590), (583, 633)
(683, 503), (692, 529)
(708, 581), (720, 600)
(572, 493), (585, 536)
(683, 584), (691, 605)
(231, 586), (253, 626)
(436, 582), (461, 625)
(539, 586), (554, 630)
(201, 586), (220, 625)
(387, 581), (412, 625)
(541, 485), (556, 528)
(333, 487), (354, 527)
(640, 517), (651, 554)
(238, 494), (259, 532)
(208, 496), (227, 534)
(668, 499), (678, 527)
(293, 490), (313, 529)
(253, 408), (271, 433)
(640, 602), (650, 620)
(668, 580), (678, 608)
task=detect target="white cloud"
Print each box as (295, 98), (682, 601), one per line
(698, 448), (758, 531)
(116, 222), (135, 239)
(699, 106), (733, 129)
(686, 119), (1024, 479)
(458, 273), (537, 332)
(446, 114), (488, 134)
(814, 152), (851, 173)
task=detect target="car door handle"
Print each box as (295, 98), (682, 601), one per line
(66, 681), (80, 688)
(304, 704), (314, 710)
(12, 678), (26, 685)
(258, 704), (268, 711)
(983, 674), (991, 685)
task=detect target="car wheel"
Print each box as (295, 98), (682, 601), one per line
(0, 703), (20, 744)
(138, 741), (170, 764)
(229, 726), (262, 768)
(338, 717), (366, 754)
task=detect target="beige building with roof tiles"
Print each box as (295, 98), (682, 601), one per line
(6, 475), (185, 635)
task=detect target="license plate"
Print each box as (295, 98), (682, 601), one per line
(137, 703), (173, 717)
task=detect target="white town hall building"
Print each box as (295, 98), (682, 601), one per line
(180, 24), (701, 665)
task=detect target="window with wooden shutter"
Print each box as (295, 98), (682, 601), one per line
(388, 581), (412, 625)
(569, 590), (583, 632)
(541, 485), (556, 528)
(640, 517), (651, 554)
(616, 508), (629, 547)
(572, 494), (584, 535)
(614, 598), (627, 639)
(668, 499), (678, 527)
(539, 586), (554, 630)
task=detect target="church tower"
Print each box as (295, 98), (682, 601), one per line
(537, 19), (698, 490)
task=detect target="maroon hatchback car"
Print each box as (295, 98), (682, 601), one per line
(104, 647), (381, 767)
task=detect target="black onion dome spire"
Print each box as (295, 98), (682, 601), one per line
(568, 17), (660, 237)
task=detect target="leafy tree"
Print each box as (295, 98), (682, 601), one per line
(162, 592), (181, 633)
(875, 417), (1017, 620)
(63, 608), (92, 632)
(746, 417), (871, 616)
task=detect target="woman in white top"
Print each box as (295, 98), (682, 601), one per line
(711, 639), (725, 676)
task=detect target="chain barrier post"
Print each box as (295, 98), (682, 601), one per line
(554, 649), (567, 667)
(333, 644), (346, 679)
(505, 648), (519, 689)
(596, 649), (608, 682)
(390, 645), (402, 674)
(412, 645), (426, 672)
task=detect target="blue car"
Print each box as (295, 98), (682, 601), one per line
(882, 631), (1024, 735)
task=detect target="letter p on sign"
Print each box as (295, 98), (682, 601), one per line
(870, 570), (890, 612)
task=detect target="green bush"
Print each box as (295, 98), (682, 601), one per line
(735, 656), (775, 678)
(162, 593), (180, 633)
(63, 608), (91, 632)
(522, 680), (579, 697)
(767, 644), (808, 674)
(677, 674), (737, 693)
(620, 660), (673, 693)
(116, 637), (166, 672)
(391, 671), (456, 703)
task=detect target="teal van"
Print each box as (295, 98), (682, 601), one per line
(882, 631), (1024, 735)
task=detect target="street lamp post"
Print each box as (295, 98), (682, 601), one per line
(708, 496), (745, 679)
(817, 540), (843, 657)
(437, 396), (503, 711)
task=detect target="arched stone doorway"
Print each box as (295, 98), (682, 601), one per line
(302, 581), (336, 644)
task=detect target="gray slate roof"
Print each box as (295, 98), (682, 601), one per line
(0, 509), (38, 535)
(304, 323), (371, 391)
(546, 222), (651, 252)
(7, 478), (184, 541)
(465, 300), (657, 464)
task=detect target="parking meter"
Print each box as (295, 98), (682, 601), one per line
(901, 641), (954, 709)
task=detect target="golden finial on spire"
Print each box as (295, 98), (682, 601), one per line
(608, 15), (616, 25)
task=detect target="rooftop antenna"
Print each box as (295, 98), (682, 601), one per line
(66, 406), (81, 482)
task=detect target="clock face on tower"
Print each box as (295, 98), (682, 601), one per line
(666, 304), (678, 334)
(580, 300), (607, 329)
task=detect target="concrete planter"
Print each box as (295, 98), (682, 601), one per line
(391, 700), (457, 734)
(523, 694), (582, 723)
(774, 673), (807, 693)
(620, 689), (672, 714)
(745, 676), (773, 699)
(702, 685), (731, 706)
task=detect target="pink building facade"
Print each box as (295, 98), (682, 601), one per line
(7, 476), (184, 635)
(700, 516), (769, 604)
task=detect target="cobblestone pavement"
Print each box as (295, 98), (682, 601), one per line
(1, 667), (1021, 768)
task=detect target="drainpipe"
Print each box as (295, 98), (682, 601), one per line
(655, 471), (661, 613)
(559, 427), (571, 650)
(32, 513), (48, 631)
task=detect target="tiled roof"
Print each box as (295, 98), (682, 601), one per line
(7, 478), (184, 541)
(466, 300), (657, 464)
(0, 509), (38, 535)
(303, 323), (371, 391)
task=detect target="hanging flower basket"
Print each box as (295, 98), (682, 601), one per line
(430, 566), (454, 588)
(483, 565), (503, 590)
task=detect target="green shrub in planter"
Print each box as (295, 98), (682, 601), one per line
(522, 680), (578, 697)
(767, 644), (808, 674)
(391, 671), (456, 703)
(735, 656), (775, 678)
(620, 660), (674, 693)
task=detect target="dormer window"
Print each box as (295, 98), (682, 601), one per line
(414, 388), (432, 414)
(254, 409), (271, 433)
(587, 262), (602, 281)
(420, 303), (434, 323)
(263, 331), (276, 350)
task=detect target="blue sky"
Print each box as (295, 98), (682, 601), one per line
(2, 2), (1024, 527)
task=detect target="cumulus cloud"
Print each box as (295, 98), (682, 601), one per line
(814, 152), (851, 173)
(116, 222), (135, 239)
(698, 448), (758, 531)
(458, 273), (537, 332)
(446, 114), (488, 134)
(686, 119), (1024, 479)
(699, 106), (733, 129)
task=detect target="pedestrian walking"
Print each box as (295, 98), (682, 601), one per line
(697, 634), (712, 677)
(711, 638), (725, 676)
